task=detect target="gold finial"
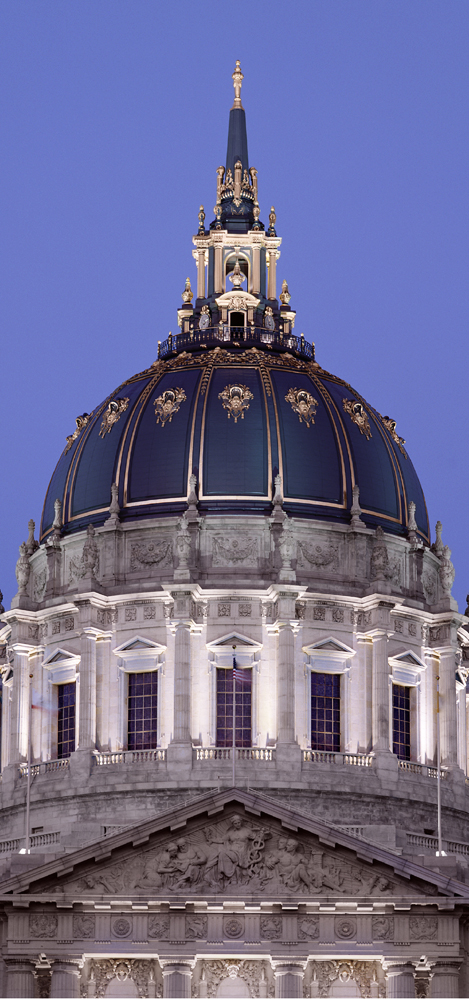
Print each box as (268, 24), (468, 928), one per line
(232, 60), (244, 109)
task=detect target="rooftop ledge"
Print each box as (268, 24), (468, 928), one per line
(157, 325), (315, 362)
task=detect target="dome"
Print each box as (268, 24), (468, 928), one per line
(40, 343), (429, 543)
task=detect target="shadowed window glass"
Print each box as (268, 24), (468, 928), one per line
(128, 671), (158, 750)
(311, 673), (340, 752)
(216, 667), (252, 747)
(393, 684), (410, 760)
(57, 682), (75, 759)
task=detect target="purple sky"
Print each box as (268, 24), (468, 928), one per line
(1, 1), (468, 610)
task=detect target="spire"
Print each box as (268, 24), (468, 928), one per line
(226, 60), (249, 176)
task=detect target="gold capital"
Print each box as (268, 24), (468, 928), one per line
(232, 60), (244, 109)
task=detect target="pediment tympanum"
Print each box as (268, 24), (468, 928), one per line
(2, 790), (461, 902)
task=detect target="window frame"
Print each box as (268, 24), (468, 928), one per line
(303, 638), (355, 753)
(206, 632), (262, 749)
(113, 637), (166, 751)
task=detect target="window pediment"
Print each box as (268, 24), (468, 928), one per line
(303, 636), (356, 674)
(389, 649), (426, 687)
(43, 647), (80, 685)
(113, 636), (166, 673)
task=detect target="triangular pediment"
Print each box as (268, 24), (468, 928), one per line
(207, 632), (262, 651)
(114, 636), (164, 653)
(43, 647), (77, 665)
(1, 789), (464, 903)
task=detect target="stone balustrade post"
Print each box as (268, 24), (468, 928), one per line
(273, 961), (305, 998)
(384, 960), (415, 997)
(5, 959), (36, 998)
(439, 645), (458, 767)
(50, 960), (81, 998)
(430, 960), (461, 998)
(78, 629), (98, 749)
(162, 960), (193, 998)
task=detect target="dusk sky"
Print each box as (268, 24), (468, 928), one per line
(1, 1), (468, 610)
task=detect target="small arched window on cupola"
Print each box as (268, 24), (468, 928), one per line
(225, 254), (249, 292)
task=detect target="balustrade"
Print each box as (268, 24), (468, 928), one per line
(158, 325), (314, 360)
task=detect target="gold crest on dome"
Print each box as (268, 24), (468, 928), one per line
(153, 387), (187, 427)
(218, 384), (253, 422)
(381, 415), (407, 457)
(99, 398), (130, 438)
(285, 388), (318, 427)
(342, 399), (372, 440)
(64, 413), (90, 453)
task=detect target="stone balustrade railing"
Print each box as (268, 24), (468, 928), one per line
(397, 759), (448, 779)
(93, 749), (167, 766)
(195, 747), (275, 761)
(18, 758), (70, 778)
(302, 750), (373, 767)
(0, 831), (60, 854)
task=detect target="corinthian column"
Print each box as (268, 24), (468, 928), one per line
(277, 623), (295, 744)
(173, 620), (191, 743)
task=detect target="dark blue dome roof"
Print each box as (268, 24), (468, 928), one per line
(40, 346), (429, 544)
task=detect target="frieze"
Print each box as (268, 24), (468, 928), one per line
(260, 915), (282, 940)
(112, 916), (132, 937)
(61, 815), (406, 898)
(130, 540), (173, 572)
(224, 915), (244, 938)
(335, 915), (356, 939)
(297, 542), (339, 572)
(186, 914), (208, 939)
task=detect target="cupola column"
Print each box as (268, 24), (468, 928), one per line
(214, 238), (223, 294)
(438, 644), (458, 767)
(369, 629), (390, 752)
(78, 629), (98, 749)
(252, 244), (260, 294)
(197, 249), (206, 299)
(267, 250), (277, 300)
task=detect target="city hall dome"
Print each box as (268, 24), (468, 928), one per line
(41, 345), (428, 542)
(40, 60), (429, 546)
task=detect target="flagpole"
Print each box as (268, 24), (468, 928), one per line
(232, 656), (236, 787)
(436, 674), (443, 855)
(25, 671), (33, 854)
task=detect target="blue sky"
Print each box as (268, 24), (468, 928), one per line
(1, 0), (468, 610)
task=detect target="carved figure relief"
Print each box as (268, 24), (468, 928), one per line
(285, 387), (318, 427)
(153, 387), (186, 427)
(260, 915), (282, 939)
(148, 914), (169, 939)
(381, 416), (407, 456)
(69, 523), (100, 583)
(218, 384), (253, 422)
(422, 571), (437, 605)
(372, 915), (393, 940)
(88, 959), (156, 999)
(64, 413), (90, 453)
(186, 914), (208, 939)
(73, 913), (95, 938)
(370, 527), (401, 585)
(298, 915), (319, 940)
(212, 534), (258, 567)
(409, 915), (438, 940)
(29, 913), (58, 938)
(202, 960), (269, 999)
(99, 398), (129, 437)
(343, 399), (372, 439)
(58, 812), (411, 900)
(297, 541), (339, 572)
(130, 540), (173, 571)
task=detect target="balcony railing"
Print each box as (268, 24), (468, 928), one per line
(93, 749), (167, 765)
(18, 758), (70, 778)
(158, 326), (314, 361)
(0, 831), (60, 854)
(302, 750), (373, 767)
(195, 747), (275, 762)
(398, 760), (448, 779)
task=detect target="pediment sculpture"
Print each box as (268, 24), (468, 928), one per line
(54, 812), (414, 898)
